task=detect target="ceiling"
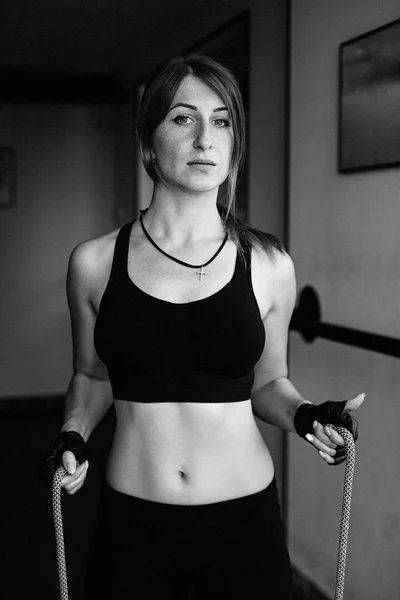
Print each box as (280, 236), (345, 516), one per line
(0, 0), (247, 83)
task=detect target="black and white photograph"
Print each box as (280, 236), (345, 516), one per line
(1, 2), (398, 600)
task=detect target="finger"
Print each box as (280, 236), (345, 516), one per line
(62, 450), (77, 475)
(306, 432), (337, 457)
(65, 478), (85, 495)
(324, 426), (344, 446)
(330, 449), (346, 466)
(65, 474), (86, 494)
(318, 450), (335, 465)
(344, 393), (366, 413)
(313, 421), (337, 449)
(63, 462), (88, 494)
(61, 461), (87, 486)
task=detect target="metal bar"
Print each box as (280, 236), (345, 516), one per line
(318, 322), (400, 358)
(290, 285), (400, 358)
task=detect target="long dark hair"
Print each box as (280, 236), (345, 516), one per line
(136, 54), (286, 264)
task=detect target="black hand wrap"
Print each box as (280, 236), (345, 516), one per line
(39, 430), (87, 486)
(294, 401), (358, 466)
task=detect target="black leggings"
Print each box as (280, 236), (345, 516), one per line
(85, 477), (293, 599)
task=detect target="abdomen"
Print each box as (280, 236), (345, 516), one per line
(105, 399), (275, 504)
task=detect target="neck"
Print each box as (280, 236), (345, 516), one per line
(144, 184), (225, 245)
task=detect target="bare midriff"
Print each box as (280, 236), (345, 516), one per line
(105, 398), (274, 505)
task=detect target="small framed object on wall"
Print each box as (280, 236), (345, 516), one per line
(0, 147), (17, 208)
(339, 17), (400, 173)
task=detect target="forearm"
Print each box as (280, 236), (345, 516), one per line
(61, 372), (114, 442)
(251, 376), (311, 433)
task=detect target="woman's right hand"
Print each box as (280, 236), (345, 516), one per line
(39, 430), (88, 490)
(61, 450), (89, 495)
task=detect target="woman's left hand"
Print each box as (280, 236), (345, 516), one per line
(305, 394), (365, 465)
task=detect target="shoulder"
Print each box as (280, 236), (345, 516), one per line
(67, 224), (126, 298)
(251, 236), (294, 276)
(251, 241), (296, 315)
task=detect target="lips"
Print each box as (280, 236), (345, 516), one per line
(187, 159), (216, 166)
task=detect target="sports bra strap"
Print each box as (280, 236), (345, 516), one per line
(108, 221), (134, 282)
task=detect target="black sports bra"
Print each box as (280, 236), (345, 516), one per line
(93, 221), (265, 402)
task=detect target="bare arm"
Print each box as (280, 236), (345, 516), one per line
(62, 240), (113, 441)
(59, 240), (114, 493)
(251, 250), (364, 465)
(61, 373), (113, 441)
(251, 251), (311, 432)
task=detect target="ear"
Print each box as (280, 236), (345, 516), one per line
(141, 146), (154, 167)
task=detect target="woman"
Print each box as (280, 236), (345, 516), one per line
(44, 54), (364, 599)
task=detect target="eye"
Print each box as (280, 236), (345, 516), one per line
(173, 115), (193, 125)
(212, 118), (231, 128)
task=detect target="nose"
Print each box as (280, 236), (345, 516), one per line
(194, 121), (212, 150)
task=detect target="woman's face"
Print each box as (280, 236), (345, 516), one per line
(152, 75), (233, 194)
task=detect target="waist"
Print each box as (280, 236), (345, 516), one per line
(100, 476), (279, 522)
(105, 399), (274, 504)
(109, 373), (255, 404)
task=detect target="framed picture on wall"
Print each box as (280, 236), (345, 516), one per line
(339, 17), (400, 173)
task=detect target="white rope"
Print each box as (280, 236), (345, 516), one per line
(52, 465), (69, 600)
(51, 430), (356, 600)
(330, 425), (356, 600)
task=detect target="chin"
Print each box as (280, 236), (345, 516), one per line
(160, 170), (228, 195)
(184, 174), (227, 193)
(185, 182), (222, 195)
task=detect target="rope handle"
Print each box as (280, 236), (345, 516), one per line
(52, 465), (69, 600)
(330, 425), (356, 600)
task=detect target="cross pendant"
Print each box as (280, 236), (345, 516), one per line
(196, 266), (207, 282)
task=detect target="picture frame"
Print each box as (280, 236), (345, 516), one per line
(339, 18), (400, 173)
(0, 147), (17, 208)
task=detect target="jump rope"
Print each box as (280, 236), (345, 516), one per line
(51, 425), (355, 600)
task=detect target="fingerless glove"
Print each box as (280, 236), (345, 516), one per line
(39, 430), (87, 486)
(294, 401), (358, 442)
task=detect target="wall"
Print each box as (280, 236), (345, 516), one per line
(0, 103), (132, 397)
(289, 1), (400, 597)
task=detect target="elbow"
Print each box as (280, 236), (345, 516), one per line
(73, 366), (109, 383)
(251, 373), (289, 398)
